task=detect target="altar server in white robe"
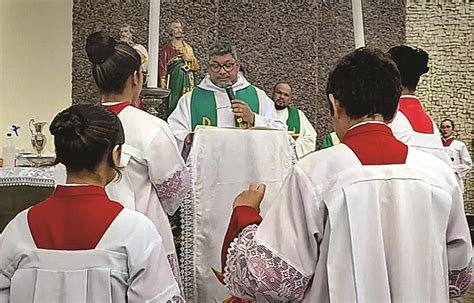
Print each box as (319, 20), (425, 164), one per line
(388, 45), (452, 167)
(441, 118), (472, 179)
(86, 32), (188, 285)
(272, 82), (317, 158)
(168, 40), (285, 151)
(221, 48), (472, 302)
(0, 104), (183, 302)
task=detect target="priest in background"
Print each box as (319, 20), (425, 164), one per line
(273, 82), (317, 158)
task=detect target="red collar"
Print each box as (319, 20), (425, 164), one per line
(342, 122), (408, 165)
(442, 136), (455, 147)
(102, 101), (131, 115)
(343, 122), (392, 142)
(53, 184), (107, 197)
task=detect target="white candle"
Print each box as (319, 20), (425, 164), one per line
(147, 0), (160, 88)
(351, 0), (365, 49)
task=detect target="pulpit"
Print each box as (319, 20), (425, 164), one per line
(180, 127), (295, 302)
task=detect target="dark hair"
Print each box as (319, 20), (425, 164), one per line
(208, 40), (238, 60)
(440, 118), (455, 130)
(387, 45), (429, 90)
(50, 104), (125, 173)
(273, 82), (293, 93)
(326, 47), (401, 121)
(86, 31), (141, 93)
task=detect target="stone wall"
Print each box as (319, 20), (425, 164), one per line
(72, 0), (405, 146)
(406, 0), (474, 211)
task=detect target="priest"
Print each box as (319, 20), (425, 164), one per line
(272, 82), (317, 158)
(168, 40), (285, 151)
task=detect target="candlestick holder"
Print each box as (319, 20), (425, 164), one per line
(140, 87), (170, 119)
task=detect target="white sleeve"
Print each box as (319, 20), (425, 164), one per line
(446, 183), (472, 298)
(224, 165), (323, 300)
(167, 93), (193, 152)
(127, 217), (184, 302)
(253, 90), (286, 130)
(295, 110), (317, 158)
(144, 124), (190, 215)
(454, 142), (472, 179)
(0, 234), (11, 302)
(388, 111), (412, 144)
(0, 213), (28, 303)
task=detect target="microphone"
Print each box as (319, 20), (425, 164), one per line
(224, 83), (244, 127)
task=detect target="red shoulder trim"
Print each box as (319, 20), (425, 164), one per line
(28, 185), (124, 250)
(343, 123), (408, 165)
(398, 97), (434, 134)
(103, 101), (131, 115)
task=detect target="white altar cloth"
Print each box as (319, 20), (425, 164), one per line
(180, 127), (295, 302)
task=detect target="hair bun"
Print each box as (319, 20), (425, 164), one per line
(50, 110), (88, 140)
(86, 31), (116, 64)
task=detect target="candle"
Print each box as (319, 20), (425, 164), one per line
(147, 0), (160, 88)
(351, 0), (365, 49)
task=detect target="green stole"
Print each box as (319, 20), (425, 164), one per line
(320, 132), (339, 149)
(190, 85), (260, 131)
(286, 107), (301, 134)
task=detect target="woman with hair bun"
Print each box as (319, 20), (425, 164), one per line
(0, 104), (183, 302)
(388, 45), (452, 167)
(85, 31), (188, 288)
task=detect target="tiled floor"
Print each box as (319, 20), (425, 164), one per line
(450, 286), (474, 303)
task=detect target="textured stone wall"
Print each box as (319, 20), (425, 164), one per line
(72, 0), (150, 104)
(72, 0), (405, 145)
(406, 0), (474, 211)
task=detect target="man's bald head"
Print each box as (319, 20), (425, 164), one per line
(272, 82), (293, 110)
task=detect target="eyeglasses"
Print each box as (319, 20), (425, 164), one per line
(209, 61), (237, 73)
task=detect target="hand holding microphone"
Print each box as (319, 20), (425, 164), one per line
(224, 83), (254, 128)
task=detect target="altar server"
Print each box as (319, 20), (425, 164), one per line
(0, 104), (183, 302)
(221, 48), (471, 302)
(441, 118), (472, 179)
(86, 31), (188, 284)
(388, 45), (452, 167)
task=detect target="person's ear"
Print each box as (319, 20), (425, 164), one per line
(132, 71), (140, 87)
(235, 60), (241, 72)
(112, 145), (122, 167)
(329, 94), (342, 119)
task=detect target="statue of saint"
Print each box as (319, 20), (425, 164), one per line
(159, 21), (199, 115)
(119, 25), (149, 74)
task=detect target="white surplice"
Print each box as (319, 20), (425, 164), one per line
(276, 107), (317, 159)
(443, 137), (472, 179)
(103, 103), (189, 285)
(389, 95), (452, 167)
(168, 73), (286, 151)
(0, 208), (182, 303)
(224, 123), (471, 302)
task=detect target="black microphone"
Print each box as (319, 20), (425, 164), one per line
(224, 83), (236, 101)
(224, 83), (243, 127)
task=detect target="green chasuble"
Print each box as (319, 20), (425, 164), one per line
(286, 107), (301, 134)
(190, 85), (259, 131)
